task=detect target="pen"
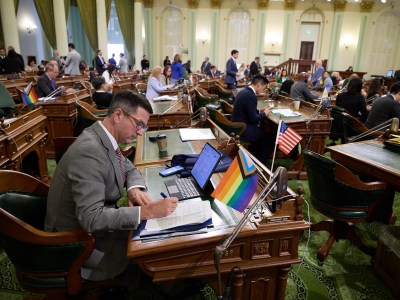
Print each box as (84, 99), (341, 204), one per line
(160, 192), (167, 199)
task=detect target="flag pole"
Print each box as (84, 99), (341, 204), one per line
(270, 120), (282, 180)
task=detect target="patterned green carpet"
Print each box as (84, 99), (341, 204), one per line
(0, 160), (398, 299)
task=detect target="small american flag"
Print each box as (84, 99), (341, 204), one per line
(276, 120), (302, 155)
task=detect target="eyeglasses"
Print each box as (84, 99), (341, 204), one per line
(120, 109), (149, 132)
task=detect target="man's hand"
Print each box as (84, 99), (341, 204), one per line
(260, 106), (272, 115)
(140, 197), (179, 220)
(127, 188), (152, 207)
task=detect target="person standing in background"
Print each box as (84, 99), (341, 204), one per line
(141, 55), (150, 72)
(225, 49), (239, 90)
(171, 53), (183, 84)
(118, 53), (128, 74)
(64, 43), (81, 76)
(249, 57), (261, 79)
(310, 59), (324, 86)
(108, 53), (117, 65)
(201, 57), (211, 74)
(95, 50), (108, 75)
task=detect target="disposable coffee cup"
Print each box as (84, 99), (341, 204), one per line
(294, 100), (300, 111)
(156, 134), (168, 152)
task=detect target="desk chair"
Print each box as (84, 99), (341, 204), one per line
(219, 99), (234, 115)
(215, 84), (233, 101)
(329, 106), (347, 145)
(194, 86), (219, 108)
(0, 81), (16, 118)
(304, 150), (395, 265)
(135, 82), (147, 95)
(75, 100), (107, 134)
(0, 170), (117, 299)
(341, 112), (381, 142)
(206, 105), (246, 137)
(54, 137), (77, 163)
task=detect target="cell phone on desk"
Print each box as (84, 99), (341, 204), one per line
(159, 166), (184, 177)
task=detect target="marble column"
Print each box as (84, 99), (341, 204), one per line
(134, 0), (144, 67)
(53, 0), (68, 54)
(0, 0), (20, 52)
(96, 0), (108, 58)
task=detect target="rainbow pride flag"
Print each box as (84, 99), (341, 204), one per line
(211, 147), (258, 212)
(20, 82), (38, 105)
(322, 86), (330, 98)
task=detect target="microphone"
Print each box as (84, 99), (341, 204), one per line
(348, 117), (398, 143)
(199, 106), (207, 123)
(365, 94), (380, 104)
(390, 117), (399, 133)
(170, 106), (208, 129)
(222, 267), (235, 300)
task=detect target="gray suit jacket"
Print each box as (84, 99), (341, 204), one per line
(118, 57), (128, 74)
(64, 49), (81, 76)
(45, 121), (145, 280)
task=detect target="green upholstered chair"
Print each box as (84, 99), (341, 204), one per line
(215, 84), (233, 101)
(194, 87), (219, 108)
(0, 170), (117, 298)
(329, 106), (348, 145)
(0, 81), (16, 117)
(206, 105), (246, 137)
(75, 99), (107, 135)
(341, 112), (381, 142)
(303, 150), (395, 265)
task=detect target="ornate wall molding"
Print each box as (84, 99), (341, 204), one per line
(210, 0), (223, 9)
(284, 0), (296, 10)
(187, 0), (200, 9)
(334, 0), (347, 12)
(258, 0), (269, 10)
(133, 0), (142, 3)
(143, 0), (153, 8)
(360, 0), (374, 13)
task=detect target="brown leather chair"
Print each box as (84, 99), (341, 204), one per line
(75, 100), (108, 134)
(215, 84), (233, 101)
(135, 82), (147, 95)
(194, 86), (219, 107)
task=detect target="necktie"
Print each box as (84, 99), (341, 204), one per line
(50, 79), (57, 90)
(115, 148), (126, 184)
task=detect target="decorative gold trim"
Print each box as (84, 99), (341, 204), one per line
(258, 0), (269, 10)
(333, 0), (347, 12)
(187, 0), (200, 9)
(284, 0), (296, 10)
(143, 0), (153, 8)
(133, 0), (142, 3)
(360, 0), (374, 13)
(210, 0), (223, 9)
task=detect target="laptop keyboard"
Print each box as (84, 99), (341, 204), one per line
(176, 178), (200, 198)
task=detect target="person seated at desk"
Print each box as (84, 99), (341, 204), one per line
(36, 63), (75, 98)
(45, 91), (178, 282)
(206, 65), (221, 78)
(146, 66), (174, 101)
(336, 77), (369, 123)
(365, 82), (400, 129)
(25, 59), (39, 73)
(102, 64), (119, 85)
(290, 72), (318, 101)
(366, 78), (383, 100)
(323, 71), (333, 89)
(160, 65), (172, 86)
(92, 76), (113, 109)
(331, 71), (342, 87)
(277, 69), (289, 84)
(232, 74), (273, 165)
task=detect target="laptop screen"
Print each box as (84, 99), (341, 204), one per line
(387, 70), (393, 77)
(191, 143), (222, 189)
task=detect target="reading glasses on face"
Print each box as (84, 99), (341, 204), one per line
(120, 109), (149, 132)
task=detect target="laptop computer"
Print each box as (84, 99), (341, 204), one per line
(165, 143), (222, 200)
(387, 70), (393, 78)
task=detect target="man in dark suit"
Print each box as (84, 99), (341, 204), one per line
(365, 82), (400, 129)
(232, 75), (273, 164)
(45, 91), (178, 281)
(141, 55), (150, 72)
(225, 49), (239, 90)
(207, 65), (220, 78)
(95, 49), (108, 75)
(0, 48), (5, 74)
(36, 63), (75, 98)
(200, 56), (211, 74)
(249, 57), (261, 79)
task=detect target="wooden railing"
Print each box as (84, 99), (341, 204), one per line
(276, 58), (328, 76)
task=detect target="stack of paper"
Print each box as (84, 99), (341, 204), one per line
(134, 198), (213, 239)
(272, 108), (301, 117)
(152, 95), (178, 101)
(179, 128), (216, 141)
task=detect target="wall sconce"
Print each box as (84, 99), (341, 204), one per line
(268, 32), (280, 51)
(26, 23), (37, 34)
(342, 36), (354, 50)
(200, 38), (207, 45)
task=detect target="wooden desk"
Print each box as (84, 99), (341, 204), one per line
(38, 90), (91, 158)
(262, 97), (332, 179)
(112, 78), (135, 94)
(327, 139), (400, 189)
(0, 107), (50, 183)
(147, 99), (192, 130)
(129, 125), (308, 299)
(335, 71), (367, 79)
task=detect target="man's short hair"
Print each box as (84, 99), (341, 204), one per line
(108, 91), (153, 116)
(92, 76), (106, 90)
(231, 49), (239, 56)
(298, 72), (307, 82)
(255, 56), (260, 60)
(45, 63), (55, 72)
(251, 74), (268, 86)
(390, 82), (400, 94)
(68, 43), (75, 49)
(97, 50), (101, 54)
(210, 65), (216, 69)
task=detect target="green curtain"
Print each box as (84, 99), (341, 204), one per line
(106, 0), (111, 24)
(115, 0), (135, 68)
(76, 0), (98, 51)
(64, 0), (70, 21)
(33, 0), (57, 49)
(0, 0), (19, 48)
(14, 0), (19, 14)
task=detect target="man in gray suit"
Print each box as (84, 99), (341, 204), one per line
(64, 43), (81, 76)
(45, 91), (178, 281)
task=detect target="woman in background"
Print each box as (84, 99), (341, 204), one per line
(366, 78), (383, 101)
(277, 69), (289, 84)
(171, 54), (183, 84)
(102, 64), (119, 84)
(160, 65), (172, 86)
(146, 66), (174, 100)
(25, 59), (39, 73)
